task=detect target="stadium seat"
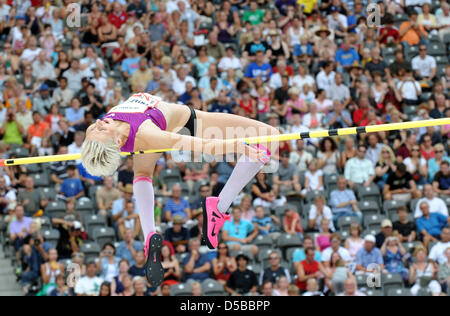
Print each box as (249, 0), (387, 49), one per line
(39, 187), (57, 201)
(42, 229), (60, 248)
(252, 234), (273, 253)
(298, 171), (306, 187)
(390, 212), (414, 223)
(273, 204), (297, 218)
(31, 173), (50, 188)
(84, 214), (107, 238)
(229, 249), (255, 263)
(382, 273), (404, 296)
(364, 214), (386, 230)
(409, 199), (420, 213)
(337, 230), (350, 241)
(359, 200), (381, 216)
(406, 46), (419, 60)
(277, 234), (302, 260)
(404, 106), (418, 120)
(435, 55), (449, 66)
(387, 288), (411, 296)
(26, 164), (41, 174)
(357, 185), (381, 206)
(38, 216), (52, 231)
(160, 169), (182, 188)
(402, 241), (421, 254)
(45, 201), (67, 218)
(443, 196), (450, 209)
(80, 242), (101, 263)
(92, 227), (115, 248)
(337, 215), (360, 232)
(428, 43), (446, 56)
(202, 279), (225, 296)
(365, 289), (383, 296)
(285, 196), (303, 215)
(383, 200), (406, 217)
(76, 198), (95, 217)
(355, 274), (367, 288)
(176, 252), (189, 267)
(258, 248), (282, 265)
(171, 283), (192, 296)
(362, 229), (381, 238)
(11, 147), (30, 158)
(246, 263), (262, 278)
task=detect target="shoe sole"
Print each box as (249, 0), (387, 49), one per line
(144, 234), (164, 287)
(201, 199), (215, 250)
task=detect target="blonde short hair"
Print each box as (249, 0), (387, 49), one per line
(81, 139), (121, 176)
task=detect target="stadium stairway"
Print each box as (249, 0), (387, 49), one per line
(0, 247), (21, 296)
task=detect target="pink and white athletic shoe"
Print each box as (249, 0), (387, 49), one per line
(144, 232), (164, 287)
(202, 197), (231, 250)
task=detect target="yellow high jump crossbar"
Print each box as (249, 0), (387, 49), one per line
(1, 118), (449, 167)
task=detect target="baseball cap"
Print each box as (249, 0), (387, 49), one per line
(40, 84), (49, 91)
(122, 184), (133, 194)
(73, 221), (82, 230)
(173, 215), (184, 225)
(381, 219), (393, 228)
(330, 6), (339, 13)
(364, 235), (376, 243)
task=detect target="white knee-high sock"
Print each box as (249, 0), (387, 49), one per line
(133, 176), (156, 238)
(217, 145), (270, 214)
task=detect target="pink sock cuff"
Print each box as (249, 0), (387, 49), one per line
(252, 144), (272, 157)
(133, 176), (153, 185)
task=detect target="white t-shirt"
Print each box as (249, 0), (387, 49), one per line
(68, 143), (82, 164)
(218, 56), (242, 71)
(397, 80), (421, 100)
(316, 71), (336, 90)
(309, 204), (335, 231)
(0, 4), (11, 22)
(91, 77), (108, 97)
(305, 170), (324, 191)
(429, 241), (450, 265)
(74, 276), (104, 296)
(269, 73), (292, 90)
(172, 76), (196, 96)
(293, 74), (315, 90)
(414, 197), (449, 218)
(322, 246), (352, 262)
(328, 14), (348, 31)
(412, 55), (436, 78)
(20, 48), (42, 63)
(403, 157), (426, 175)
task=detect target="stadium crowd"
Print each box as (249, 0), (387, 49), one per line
(0, 0), (450, 296)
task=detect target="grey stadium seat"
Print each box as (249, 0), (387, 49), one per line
(337, 215), (360, 232)
(45, 201), (66, 218)
(39, 187), (57, 201)
(246, 263), (262, 278)
(202, 279), (225, 296)
(305, 190), (326, 204)
(286, 247), (301, 263)
(258, 248), (282, 264)
(92, 227), (115, 248)
(32, 172), (50, 187)
(365, 289), (383, 296)
(84, 214), (107, 238)
(42, 229), (60, 248)
(252, 234), (273, 253)
(229, 249), (255, 263)
(359, 200), (380, 216)
(171, 283), (192, 296)
(382, 273), (404, 296)
(80, 242), (101, 262)
(387, 288), (411, 296)
(383, 200), (406, 217)
(39, 216), (52, 230)
(364, 214), (386, 230)
(277, 233), (302, 250)
(357, 185), (381, 206)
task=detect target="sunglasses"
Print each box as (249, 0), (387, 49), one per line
(435, 150), (444, 153)
(412, 148), (420, 151)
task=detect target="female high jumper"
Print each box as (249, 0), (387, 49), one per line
(81, 93), (279, 286)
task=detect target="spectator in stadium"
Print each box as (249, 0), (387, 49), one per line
(9, 205), (32, 257)
(132, 276), (149, 297)
(383, 162), (422, 202)
(393, 206), (417, 242)
(438, 247), (450, 292)
(340, 137), (357, 167)
(116, 157), (133, 191)
(289, 139), (313, 173)
(283, 206), (304, 238)
(17, 176), (47, 216)
(355, 235), (385, 274)
(114, 200), (140, 239)
(273, 275), (290, 296)
(63, 59), (84, 93)
(412, 44), (436, 83)
(212, 242), (237, 286)
(403, 143), (428, 185)
(365, 47), (389, 80)
(74, 261), (104, 296)
(96, 176), (122, 218)
(118, 274), (134, 297)
(109, 259), (130, 296)
(429, 227), (450, 265)
(415, 184), (448, 219)
(183, 238), (211, 282)
(164, 184), (192, 224)
(327, 99), (353, 130)
(49, 274), (72, 296)
(308, 195), (334, 233)
(296, 247), (326, 292)
(40, 248), (65, 287)
(376, 219), (394, 249)
(222, 206), (259, 256)
(244, 49), (273, 83)
(335, 39), (359, 73)
(374, 145), (396, 190)
(58, 165), (84, 200)
(381, 236), (409, 281)
(164, 215), (190, 253)
(260, 280), (274, 296)
(428, 144), (450, 183)
(345, 223), (365, 260)
(315, 218), (332, 252)
(97, 243), (120, 283)
(416, 201), (450, 248)
(260, 250), (291, 285)
(225, 253), (258, 296)
(344, 144), (375, 189)
(330, 176), (362, 226)
(399, 9), (428, 48)
(409, 246), (442, 296)
(322, 233), (352, 267)
(161, 244), (181, 286)
(273, 151), (301, 196)
(27, 111), (50, 154)
(397, 68), (422, 105)
(338, 276), (366, 296)
(116, 228), (143, 267)
(432, 161), (450, 195)
(33, 84), (55, 117)
(128, 250), (146, 278)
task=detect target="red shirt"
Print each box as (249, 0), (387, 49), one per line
(240, 99), (254, 115)
(273, 65), (294, 77)
(296, 260), (319, 290)
(421, 149), (435, 161)
(379, 27), (399, 44)
(108, 11), (128, 29)
(353, 108), (367, 126)
(31, 0), (41, 6)
(359, 118), (382, 127)
(27, 121), (50, 138)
